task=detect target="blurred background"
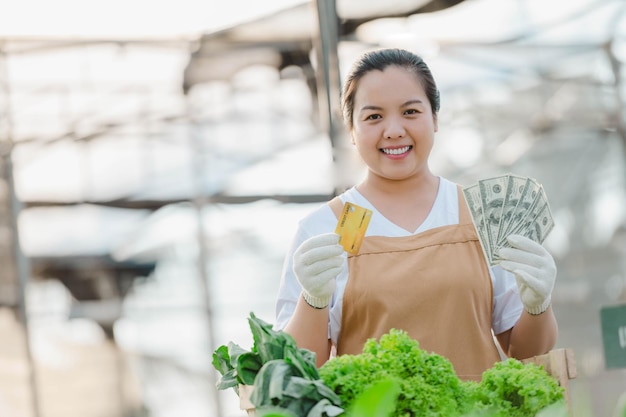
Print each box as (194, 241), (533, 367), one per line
(0, 0), (625, 416)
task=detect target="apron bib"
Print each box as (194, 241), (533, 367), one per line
(329, 186), (501, 381)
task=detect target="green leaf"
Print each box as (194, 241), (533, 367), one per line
(283, 346), (318, 380)
(535, 402), (569, 417)
(237, 352), (263, 386)
(297, 348), (319, 372)
(279, 398), (319, 417)
(305, 399), (345, 417)
(346, 378), (400, 417)
(282, 377), (319, 400)
(251, 360), (296, 406)
(256, 408), (298, 417)
(315, 382), (342, 406)
(268, 361), (296, 400)
(227, 341), (250, 369)
(248, 312), (298, 362)
(211, 344), (232, 376)
(282, 377), (342, 406)
(215, 369), (239, 391)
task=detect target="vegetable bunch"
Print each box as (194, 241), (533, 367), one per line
(319, 328), (473, 416)
(212, 312), (343, 417)
(469, 359), (567, 417)
(213, 313), (568, 417)
(319, 329), (567, 417)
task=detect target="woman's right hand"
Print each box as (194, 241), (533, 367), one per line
(293, 232), (345, 309)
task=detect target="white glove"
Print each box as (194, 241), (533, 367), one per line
(293, 232), (344, 309)
(497, 234), (557, 315)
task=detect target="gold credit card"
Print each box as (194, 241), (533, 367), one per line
(335, 202), (372, 254)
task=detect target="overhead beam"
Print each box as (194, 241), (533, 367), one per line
(22, 193), (336, 211)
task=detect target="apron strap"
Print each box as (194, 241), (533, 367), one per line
(328, 196), (344, 220)
(457, 185), (472, 225)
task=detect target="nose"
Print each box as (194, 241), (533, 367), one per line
(384, 117), (406, 139)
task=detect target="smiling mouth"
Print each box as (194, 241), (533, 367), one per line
(381, 146), (412, 155)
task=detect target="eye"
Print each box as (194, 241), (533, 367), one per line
(365, 113), (382, 121)
(404, 108), (421, 115)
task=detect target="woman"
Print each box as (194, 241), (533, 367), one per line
(274, 48), (558, 381)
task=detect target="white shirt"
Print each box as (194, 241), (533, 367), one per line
(275, 177), (523, 344)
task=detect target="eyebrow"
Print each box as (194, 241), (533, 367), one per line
(359, 99), (424, 112)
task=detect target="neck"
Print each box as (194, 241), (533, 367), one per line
(358, 170), (438, 199)
(356, 171), (441, 233)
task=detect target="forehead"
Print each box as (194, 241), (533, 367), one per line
(354, 65), (426, 103)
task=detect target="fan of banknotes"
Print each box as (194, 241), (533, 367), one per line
(463, 174), (554, 266)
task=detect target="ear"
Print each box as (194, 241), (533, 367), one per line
(433, 114), (438, 133)
(350, 131), (356, 145)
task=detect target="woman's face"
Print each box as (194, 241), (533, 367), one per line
(351, 65), (438, 182)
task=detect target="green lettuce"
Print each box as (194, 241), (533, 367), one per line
(319, 329), (566, 417)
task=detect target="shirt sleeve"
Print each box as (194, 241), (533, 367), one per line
(274, 204), (337, 332)
(274, 226), (307, 331)
(491, 265), (524, 335)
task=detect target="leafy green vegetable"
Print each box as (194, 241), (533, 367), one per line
(319, 329), (471, 416)
(250, 358), (343, 416)
(214, 315), (567, 417)
(212, 312), (344, 417)
(212, 312), (309, 391)
(346, 378), (400, 417)
(212, 342), (252, 393)
(534, 402), (569, 417)
(252, 378), (401, 417)
(469, 358), (566, 417)
(256, 409), (298, 417)
(319, 328), (566, 417)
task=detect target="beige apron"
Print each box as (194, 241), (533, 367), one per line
(328, 186), (501, 381)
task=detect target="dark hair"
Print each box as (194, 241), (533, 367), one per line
(341, 48), (440, 129)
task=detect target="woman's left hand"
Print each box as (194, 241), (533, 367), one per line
(497, 234), (557, 315)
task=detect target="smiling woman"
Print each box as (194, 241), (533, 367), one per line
(275, 48), (559, 383)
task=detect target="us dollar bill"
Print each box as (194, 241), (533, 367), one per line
(497, 176), (541, 245)
(497, 174), (528, 245)
(478, 176), (508, 258)
(507, 185), (548, 238)
(462, 183), (492, 264)
(497, 193), (555, 253)
(463, 174), (554, 266)
(520, 202), (554, 244)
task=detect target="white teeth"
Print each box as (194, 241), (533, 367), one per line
(382, 146), (411, 155)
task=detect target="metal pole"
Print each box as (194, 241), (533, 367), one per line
(313, 0), (359, 194)
(185, 91), (223, 417)
(605, 4), (626, 166)
(0, 47), (42, 417)
(313, 0), (342, 151)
